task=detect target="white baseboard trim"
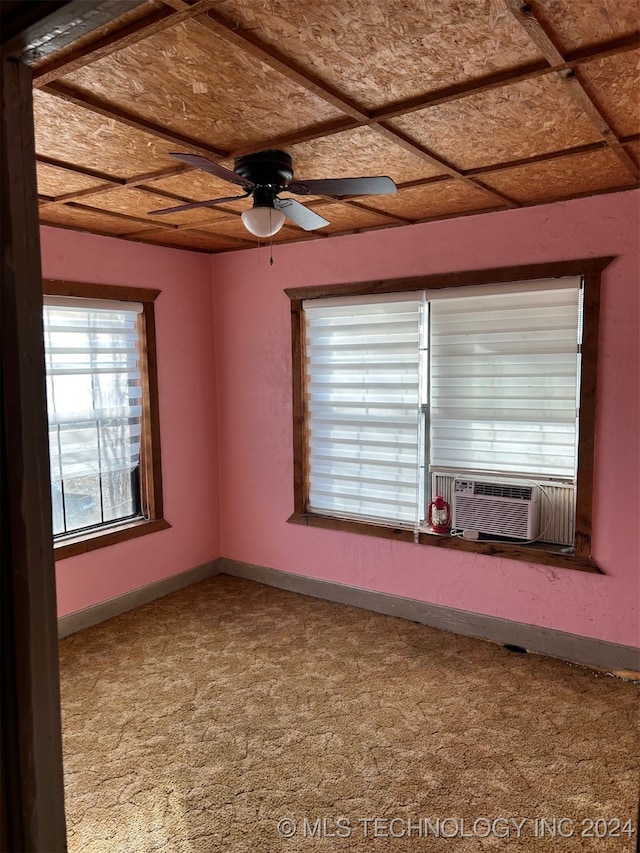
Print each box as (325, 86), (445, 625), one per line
(219, 558), (640, 675)
(57, 559), (221, 638)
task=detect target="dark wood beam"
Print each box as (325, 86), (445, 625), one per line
(507, 1), (639, 180)
(59, 200), (181, 229)
(371, 61), (552, 121)
(369, 33), (639, 123)
(565, 31), (640, 65)
(463, 140), (610, 176)
(42, 81), (229, 158)
(373, 122), (520, 209)
(229, 118), (360, 159)
(37, 151), (122, 183)
(195, 8), (370, 121)
(1, 49), (67, 853)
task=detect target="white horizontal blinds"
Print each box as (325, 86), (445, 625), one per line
(429, 277), (582, 480)
(43, 299), (143, 482)
(304, 293), (421, 524)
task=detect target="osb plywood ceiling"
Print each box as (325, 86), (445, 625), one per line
(33, 0), (639, 253)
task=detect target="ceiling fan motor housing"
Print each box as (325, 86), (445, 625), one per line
(233, 150), (294, 191)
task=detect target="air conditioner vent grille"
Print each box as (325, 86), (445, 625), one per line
(473, 482), (533, 501)
(452, 478), (539, 540)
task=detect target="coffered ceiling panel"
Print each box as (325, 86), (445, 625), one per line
(480, 148), (636, 203)
(576, 50), (640, 139)
(33, 89), (181, 178)
(39, 203), (160, 235)
(363, 180), (500, 220)
(138, 228), (247, 251)
(25, 0), (638, 253)
(36, 162), (108, 198)
(214, 0), (544, 110)
(389, 75), (604, 171)
(308, 202), (401, 234)
(58, 18), (344, 149)
(532, 0), (639, 52)
(287, 126), (445, 183)
(80, 186), (233, 226)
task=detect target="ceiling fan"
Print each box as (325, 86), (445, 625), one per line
(148, 149), (396, 237)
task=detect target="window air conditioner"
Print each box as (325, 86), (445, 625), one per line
(452, 479), (539, 540)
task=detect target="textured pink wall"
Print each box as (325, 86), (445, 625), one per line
(211, 190), (640, 647)
(41, 227), (220, 617)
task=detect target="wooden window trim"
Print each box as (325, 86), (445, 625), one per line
(43, 279), (170, 560)
(286, 257), (614, 575)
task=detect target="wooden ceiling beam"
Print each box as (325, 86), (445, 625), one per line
(372, 122), (519, 209)
(124, 227), (179, 239)
(39, 218), (135, 241)
(229, 118), (361, 159)
(36, 18), (638, 208)
(156, 0), (190, 9)
(341, 199), (414, 224)
(36, 156), (185, 186)
(39, 183), (115, 207)
(36, 152), (122, 184)
(194, 8), (370, 121)
(466, 179), (519, 209)
(507, 0), (565, 65)
(562, 71), (640, 178)
(464, 140), (610, 176)
(59, 200), (181, 228)
(123, 163), (187, 187)
(371, 61), (551, 121)
(370, 33), (639, 123)
(507, 1), (639, 180)
(35, 157), (188, 205)
(122, 221), (257, 246)
(42, 81), (229, 158)
(373, 123), (465, 179)
(565, 31), (639, 65)
(33, 0), (224, 88)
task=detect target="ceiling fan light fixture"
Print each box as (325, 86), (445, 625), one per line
(241, 205), (286, 238)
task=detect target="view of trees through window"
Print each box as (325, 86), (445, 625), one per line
(44, 298), (143, 537)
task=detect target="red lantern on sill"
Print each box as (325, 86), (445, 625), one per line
(427, 494), (451, 534)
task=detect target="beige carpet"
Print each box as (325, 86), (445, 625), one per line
(59, 575), (639, 852)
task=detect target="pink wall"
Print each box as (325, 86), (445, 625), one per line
(211, 190), (640, 648)
(41, 228), (220, 617)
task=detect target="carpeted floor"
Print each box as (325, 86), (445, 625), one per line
(59, 574), (639, 852)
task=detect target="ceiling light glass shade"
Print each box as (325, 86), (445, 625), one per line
(241, 206), (285, 237)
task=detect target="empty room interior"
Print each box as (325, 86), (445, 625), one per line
(2, 1), (639, 851)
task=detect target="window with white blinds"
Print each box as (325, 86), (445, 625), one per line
(44, 297), (144, 536)
(428, 278), (582, 480)
(302, 277), (582, 529)
(304, 294), (422, 524)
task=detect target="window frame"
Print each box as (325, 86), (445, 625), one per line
(43, 279), (170, 560)
(286, 257), (614, 575)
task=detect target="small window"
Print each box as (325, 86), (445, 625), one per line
(43, 281), (168, 558)
(286, 259), (610, 574)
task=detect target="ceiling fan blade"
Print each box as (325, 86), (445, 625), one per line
(170, 153), (254, 187)
(274, 198), (330, 231)
(148, 192), (250, 215)
(287, 175), (396, 197)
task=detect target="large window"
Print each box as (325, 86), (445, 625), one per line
(287, 259), (610, 573)
(43, 281), (168, 559)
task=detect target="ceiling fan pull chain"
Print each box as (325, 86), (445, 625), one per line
(269, 209), (274, 265)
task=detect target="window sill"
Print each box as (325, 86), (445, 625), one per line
(53, 517), (171, 561)
(287, 512), (603, 574)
